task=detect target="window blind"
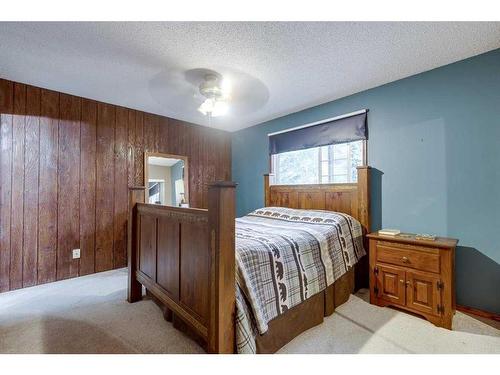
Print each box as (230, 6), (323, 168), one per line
(268, 110), (367, 155)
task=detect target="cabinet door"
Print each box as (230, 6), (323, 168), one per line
(406, 270), (441, 316)
(376, 264), (406, 306)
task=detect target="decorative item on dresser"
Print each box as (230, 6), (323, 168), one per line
(367, 232), (458, 329)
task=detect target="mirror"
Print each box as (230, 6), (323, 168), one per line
(144, 152), (189, 207)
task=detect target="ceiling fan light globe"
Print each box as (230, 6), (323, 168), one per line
(212, 100), (229, 117)
(198, 98), (214, 115)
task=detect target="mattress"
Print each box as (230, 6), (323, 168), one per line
(234, 206), (365, 353)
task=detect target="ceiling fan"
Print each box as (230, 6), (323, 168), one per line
(148, 66), (269, 126)
(197, 73), (231, 118)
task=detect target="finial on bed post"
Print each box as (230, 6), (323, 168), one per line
(127, 186), (146, 303)
(207, 181), (237, 353)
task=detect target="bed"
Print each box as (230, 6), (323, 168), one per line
(127, 166), (371, 353)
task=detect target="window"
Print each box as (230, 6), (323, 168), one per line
(272, 140), (365, 185)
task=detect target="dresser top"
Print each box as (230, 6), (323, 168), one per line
(367, 232), (458, 249)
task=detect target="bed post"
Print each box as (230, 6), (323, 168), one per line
(207, 181), (237, 354)
(264, 173), (274, 207)
(127, 186), (145, 303)
(356, 166), (371, 290)
(356, 166), (371, 232)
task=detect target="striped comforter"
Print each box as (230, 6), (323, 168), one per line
(235, 207), (365, 353)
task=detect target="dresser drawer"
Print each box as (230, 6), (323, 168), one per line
(376, 243), (440, 273)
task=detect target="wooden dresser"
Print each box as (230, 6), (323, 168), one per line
(367, 232), (458, 329)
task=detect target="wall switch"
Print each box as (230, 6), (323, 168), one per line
(72, 249), (81, 259)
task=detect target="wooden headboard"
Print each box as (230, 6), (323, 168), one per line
(264, 166), (371, 233)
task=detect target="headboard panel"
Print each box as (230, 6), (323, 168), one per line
(264, 166), (371, 232)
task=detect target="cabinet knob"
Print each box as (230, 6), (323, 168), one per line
(402, 256), (410, 263)
(399, 279), (405, 284)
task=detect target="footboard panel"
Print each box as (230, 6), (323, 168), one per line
(135, 204), (211, 337)
(128, 182), (237, 352)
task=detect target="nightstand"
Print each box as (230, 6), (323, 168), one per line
(366, 232), (458, 329)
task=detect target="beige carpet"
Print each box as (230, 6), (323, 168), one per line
(0, 268), (499, 354)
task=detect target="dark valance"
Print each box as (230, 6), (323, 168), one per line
(269, 110), (367, 155)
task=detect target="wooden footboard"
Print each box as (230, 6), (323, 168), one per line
(127, 182), (237, 353)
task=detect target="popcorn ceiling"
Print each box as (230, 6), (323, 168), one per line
(0, 22), (498, 131)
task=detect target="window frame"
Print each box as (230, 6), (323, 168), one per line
(270, 140), (367, 186)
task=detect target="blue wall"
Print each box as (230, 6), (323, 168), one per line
(232, 48), (500, 314)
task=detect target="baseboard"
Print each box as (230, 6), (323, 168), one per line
(457, 304), (500, 322)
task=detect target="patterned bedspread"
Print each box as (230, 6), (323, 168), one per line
(235, 207), (365, 353)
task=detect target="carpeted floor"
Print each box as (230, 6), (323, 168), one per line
(0, 268), (499, 354)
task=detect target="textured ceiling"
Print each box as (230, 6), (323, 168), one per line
(0, 22), (499, 131)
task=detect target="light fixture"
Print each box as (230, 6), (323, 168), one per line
(197, 74), (230, 118)
(198, 98), (228, 117)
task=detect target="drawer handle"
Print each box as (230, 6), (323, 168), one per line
(401, 256), (410, 264)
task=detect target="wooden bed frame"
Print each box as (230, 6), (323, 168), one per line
(127, 166), (371, 353)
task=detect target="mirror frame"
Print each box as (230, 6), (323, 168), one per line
(144, 152), (189, 207)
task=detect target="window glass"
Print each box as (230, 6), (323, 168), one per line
(272, 140), (364, 185)
(274, 147), (319, 185)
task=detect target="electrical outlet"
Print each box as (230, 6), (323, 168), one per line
(72, 249), (81, 259)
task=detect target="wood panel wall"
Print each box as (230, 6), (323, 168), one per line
(0, 78), (232, 293)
